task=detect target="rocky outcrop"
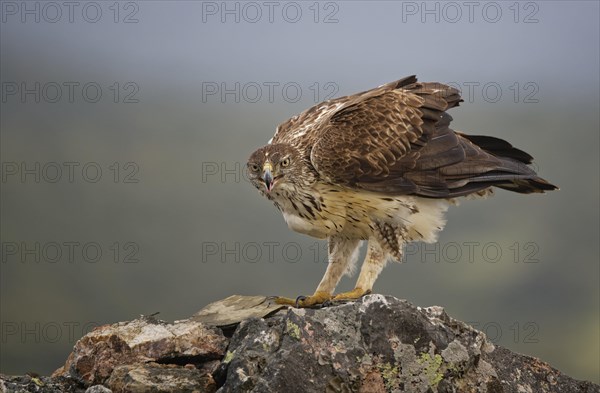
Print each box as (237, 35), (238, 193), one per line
(1, 295), (598, 393)
(53, 315), (228, 387)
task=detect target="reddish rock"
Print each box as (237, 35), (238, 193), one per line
(54, 316), (227, 385)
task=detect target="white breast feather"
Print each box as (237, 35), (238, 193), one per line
(282, 212), (317, 235)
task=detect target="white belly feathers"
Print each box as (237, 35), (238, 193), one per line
(275, 184), (453, 243)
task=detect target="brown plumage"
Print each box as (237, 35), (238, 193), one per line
(247, 75), (557, 308)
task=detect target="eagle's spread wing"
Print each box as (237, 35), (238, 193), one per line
(276, 76), (555, 198)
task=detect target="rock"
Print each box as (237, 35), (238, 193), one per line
(105, 363), (216, 393)
(2, 295), (598, 393)
(85, 385), (113, 393)
(0, 374), (85, 393)
(218, 295), (598, 393)
(53, 314), (227, 386)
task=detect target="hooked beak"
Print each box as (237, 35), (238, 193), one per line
(262, 162), (274, 192)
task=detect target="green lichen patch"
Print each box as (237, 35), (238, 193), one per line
(286, 320), (301, 340)
(418, 353), (444, 389)
(223, 350), (235, 364)
(377, 362), (400, 391)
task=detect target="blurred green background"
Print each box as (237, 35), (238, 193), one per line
(1, 0), (598, 383)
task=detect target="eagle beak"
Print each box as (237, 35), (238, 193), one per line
(263, 162), (274, 192)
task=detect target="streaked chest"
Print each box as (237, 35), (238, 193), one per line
(273, 184), (416, 239)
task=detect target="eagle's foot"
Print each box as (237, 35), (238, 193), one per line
(331, 287), (371, 302)
(271, 291), (332, 308)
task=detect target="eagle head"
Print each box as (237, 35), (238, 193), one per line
(247, 143), (313, 197)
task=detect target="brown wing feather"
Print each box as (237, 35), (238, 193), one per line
(272, 76), (421, 150)
(307, 77), (555, 197)
(309, 79), (462, 188)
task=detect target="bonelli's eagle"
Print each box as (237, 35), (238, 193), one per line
(247, 76), (557, 307)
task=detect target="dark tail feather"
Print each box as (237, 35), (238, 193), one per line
(457, 133), (558, 194)
(496, 176), (558, 194)
(458, 134), (534, 164)
(448, 132), (558, 194)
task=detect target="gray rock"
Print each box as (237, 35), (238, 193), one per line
(2, 295), (598, 393)
(217, 295), (598, 393)
(85, 385), (112, 393)
(0, 374), (85, 393)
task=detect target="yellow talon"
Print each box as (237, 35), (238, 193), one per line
(332, 287), (371, 301)
(271, 289), (369, 308)
(271, 291), (332, 308)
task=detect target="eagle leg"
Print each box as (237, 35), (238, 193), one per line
(333, 239), (390, 301)
(272, 237), (361, 308)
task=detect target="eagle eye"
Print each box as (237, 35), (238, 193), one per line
(280, 157), (291, 168)
(249, 163), (260, 172)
